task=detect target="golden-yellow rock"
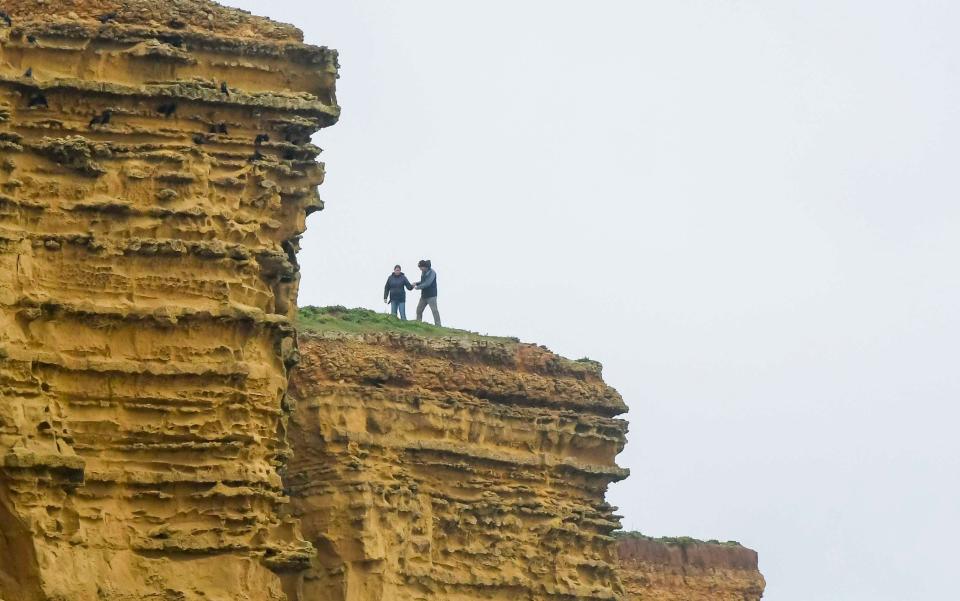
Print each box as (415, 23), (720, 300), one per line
(616, 534), (766, 601)
(284, 326), (630, 600)
(1, 0), (767, 597)
(0, 1), (338, 599)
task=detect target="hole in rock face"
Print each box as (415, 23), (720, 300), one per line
(365, 415), (388, 435)
(157, 34), (183, 47)
(27, 93), (48, 109)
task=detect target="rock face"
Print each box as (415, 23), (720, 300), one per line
(616, 535), (765, 601)
(0, 2), (764, 599)
(0, 2), (338, 599)
(284, 329), (630, 601)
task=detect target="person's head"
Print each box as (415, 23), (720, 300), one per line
(393, 264), (402, 275)
(417, 259), (431, 272)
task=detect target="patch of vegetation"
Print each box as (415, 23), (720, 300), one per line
(296, 306), (516, 341)
(613, 531), (743, 548)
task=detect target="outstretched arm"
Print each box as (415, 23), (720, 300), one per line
(403, 276), (414, 290)
(418, 270), (436, 289)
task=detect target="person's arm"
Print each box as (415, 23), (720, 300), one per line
(384, 278), (391, 301)
(403, 276), (413, 290)
(418, 270), (436, 289)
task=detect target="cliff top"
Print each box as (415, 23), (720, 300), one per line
(295, 307), (626, 417)
(297, 306), (520, 342)
(0, 0), (304, 42)
(615, 531), (744, 548)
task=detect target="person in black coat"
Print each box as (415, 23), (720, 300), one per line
(413, 259), (440, 326)
(383, 264), (414, 320)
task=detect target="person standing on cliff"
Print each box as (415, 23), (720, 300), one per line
(413, 259), (441, 326)
(383, 264), (414, 320)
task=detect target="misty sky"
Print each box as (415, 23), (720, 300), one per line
(222, 2), (960, 599)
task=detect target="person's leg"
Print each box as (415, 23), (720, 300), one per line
(398, 302), (407, 321)
(390, 300), (400, 318)
(428, 297), (441, 327)
(416, 296), (428, 322)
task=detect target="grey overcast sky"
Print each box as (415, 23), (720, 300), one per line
(223, 2), (959, 599)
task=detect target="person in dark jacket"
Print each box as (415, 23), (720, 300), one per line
(384, 264), (414, 319)
(413, 259), (440, 326)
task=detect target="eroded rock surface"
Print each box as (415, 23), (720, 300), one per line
(616, 534), (765, 601)
(285, 330), (630, 601)
(0, 2), (765, 599)
(0, 2), (338, 599)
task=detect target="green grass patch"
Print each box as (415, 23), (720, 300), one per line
(296, 306), (516, 341)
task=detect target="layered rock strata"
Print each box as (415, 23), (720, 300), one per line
(0, 2), (338, 599)
(285, 329), (630, 601)
(616, 534), (765, 601)
(0, 1), (766, 598)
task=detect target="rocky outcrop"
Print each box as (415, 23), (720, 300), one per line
(0, 2), (338, 599)
(616, 534), (765, 601)
(0, 1), (765, 598)
(284, 328), (630, 601)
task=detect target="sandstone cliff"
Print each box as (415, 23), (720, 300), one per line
(0, 1), (766, 599)
(283, 307), (630, 601)
(0, 2), (337, 599)
(616, 534), (765, 601)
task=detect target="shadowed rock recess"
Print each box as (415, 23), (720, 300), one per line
(0, 1), (337, 599)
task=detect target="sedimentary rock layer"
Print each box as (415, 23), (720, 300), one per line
(285, 330), (630, 601)
(616, 535), (765, 601)
(0, 2), (338, 599)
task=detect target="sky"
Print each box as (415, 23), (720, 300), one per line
(222, 2), (960, 599)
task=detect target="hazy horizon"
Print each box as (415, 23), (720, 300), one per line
(222, 2), (960, 599)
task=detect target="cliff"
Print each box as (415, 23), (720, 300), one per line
(0, 2), (337, 599)
(616, 534), (765, 601)
(283, 307), (630, 601)
(0, 1), (765, 599)
(283, 309), (764, 601)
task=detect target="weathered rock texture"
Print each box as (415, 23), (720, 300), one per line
(284, 330), (630, 601)
(0, 1), (764, 599)
(616, 535), (765, 601)
(0, 2), (338, 599)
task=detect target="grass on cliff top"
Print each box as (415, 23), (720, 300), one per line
(614, 531), (743, 548)
(296, 306), (517, 342)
